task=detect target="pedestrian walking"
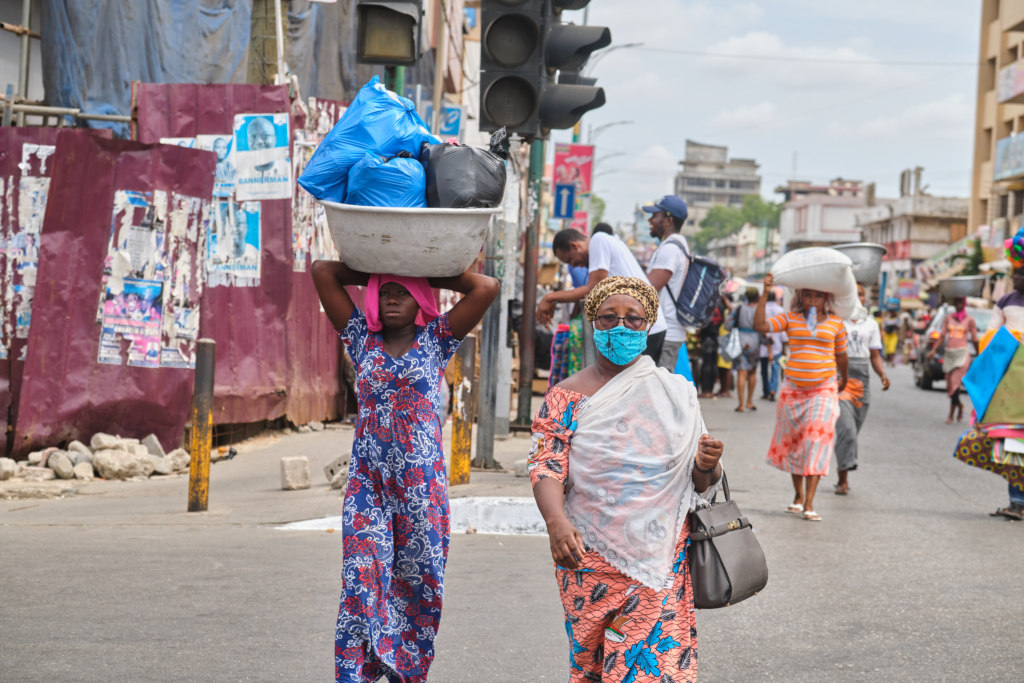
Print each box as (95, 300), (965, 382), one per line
(726, 287), (761, 412)
(539, 228), (669, 363)
(882, 310), (900, 366)
(834, 285), (890, 495)
(529, 276), (724, 683)
(311, 260), (499, 683)
(754, 274), (849, 522)
(927, 297), (978, 424)
(758, 289), (785, 401)
(644, 195), (692, 373)
(984, 234), (1024, 520)
(698, 304), (724, 397)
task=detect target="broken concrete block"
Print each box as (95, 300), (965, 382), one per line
(38, 447), (58, 468)
(142, 434), (165, 457)
(27, 451), (44, 465)
(90, 433), (120, 450)
(166, 448), (190, 471)
(280, 456), (311, 490)
(130, 444), (149, 458)
(72, 462), (94, 481)
(323, 454), (351, 482)
(310, 421), (325, 432)
(513, 459), (529, 478)
(330, 470), (348, 490)
(21, 466), (56, 481)
(0, 457), (16, 481)
(68, 440), (92, 457)
(48, 451), (75, 480)
(73, 450), (93, 466)
(148, 455), (173, 476)
(93, 449), (155, 480)
(297, 425), (311, 433)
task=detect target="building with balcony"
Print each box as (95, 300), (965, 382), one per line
(855, 169), (968, 304)
(970, 0), (1024, 246)
(776, 178), (869, 252)
(674, 140), (761, 237)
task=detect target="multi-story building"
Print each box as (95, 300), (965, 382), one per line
(706, 223), (780, 280)
(674, 140), (760, 237)
(970, 0), (1024, 247)
(776, 178), (867, 252)
(855, 169), (968, 304)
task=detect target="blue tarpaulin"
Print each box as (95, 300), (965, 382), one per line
(39, 0), (436, 139)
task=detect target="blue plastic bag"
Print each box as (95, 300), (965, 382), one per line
(346, 152), (427, 208)
(297, 76), (440, 203)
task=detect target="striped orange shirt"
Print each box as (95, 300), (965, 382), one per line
(768, 311), (848, 388)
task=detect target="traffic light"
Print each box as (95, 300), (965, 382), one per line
(479, 0), (610, 137)
(356, 0), (422, 66)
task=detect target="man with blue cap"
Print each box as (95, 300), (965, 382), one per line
(644, 195), (693, 373)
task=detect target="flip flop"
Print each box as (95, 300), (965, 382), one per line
(747, 405), (757, 411)
(834, 484), (849, 495)
(786, 503), (804, 514)
(803, 511), (822, 522)
(992, 507), (1024, 521)
(734, 407), (745, 412)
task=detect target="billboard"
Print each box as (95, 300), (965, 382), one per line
(553, 143), (594, 232)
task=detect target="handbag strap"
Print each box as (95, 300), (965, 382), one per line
(707, 471), (730, 504)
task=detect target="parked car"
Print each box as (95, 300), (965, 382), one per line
(912, 304), (993, 390)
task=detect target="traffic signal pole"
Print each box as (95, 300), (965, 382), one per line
(514, 138), (545, 429)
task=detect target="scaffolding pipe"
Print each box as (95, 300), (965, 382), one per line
(16, 0), (30, 127)
(0, 100), (131, 123)
(273, 0), (286, 85)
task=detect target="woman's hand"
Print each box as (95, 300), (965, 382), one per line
(696, 435), (723, 472)
(546, 515), (586, 570)
(880, 374), (891, 390)
(762, 273), (774, 293)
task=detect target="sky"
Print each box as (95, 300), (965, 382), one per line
(552, 0), (982, 228)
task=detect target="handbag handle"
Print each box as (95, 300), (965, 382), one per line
(707, 470), (730, 504)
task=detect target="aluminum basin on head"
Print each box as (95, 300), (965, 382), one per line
(319, 202), (501, 278)
(938, 275), (987, 299)
(832, 242), (887, 285)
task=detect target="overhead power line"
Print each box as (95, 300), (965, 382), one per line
(635, 47), (979, 67)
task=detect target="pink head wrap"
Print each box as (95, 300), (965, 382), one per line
(364, 274), (440, 332)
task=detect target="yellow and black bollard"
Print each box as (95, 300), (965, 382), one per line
(449, 334), (476, 486)
(188, 339), (216, 512)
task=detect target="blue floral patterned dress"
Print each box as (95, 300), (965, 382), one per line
(335, 307), (461, 683)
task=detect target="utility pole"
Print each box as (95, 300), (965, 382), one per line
(431, 0), (447, 135)
(514, 139), (544, 428)
(474, 218), (501, 468)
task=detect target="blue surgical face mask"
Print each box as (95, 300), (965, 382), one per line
(593, 324), (648, 365)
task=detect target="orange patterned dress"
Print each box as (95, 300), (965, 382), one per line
(530, 387), (698, 683)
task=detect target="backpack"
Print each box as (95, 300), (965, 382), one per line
(662, 239), (727, 329)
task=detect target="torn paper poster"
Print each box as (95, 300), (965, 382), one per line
(17, 177), (49, 233)
(18, 144), (56, 176)
(207, 199), (260, 283)
(159, 137), (196, 148)
(196, 134), (236, 198)
(233, 113), (290, 200)
(13, 283), (32, 339)
(106, 190), (168, 280)
(98, 277), (163, 368)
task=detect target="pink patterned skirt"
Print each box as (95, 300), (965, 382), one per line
(767, 380), (839, 476)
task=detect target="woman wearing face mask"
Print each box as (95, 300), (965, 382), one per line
(528, 276), (725, 683)
(926, 297), (979, 424)
(312, 260), (499, 683)
(754, 274), (849, 522)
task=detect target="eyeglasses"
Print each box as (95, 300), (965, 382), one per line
(594, 314), (648, 330)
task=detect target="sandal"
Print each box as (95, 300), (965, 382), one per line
(834, 484), (849, 495)
(734, 407), (745, 413)
(803, 510), (822, 522)
(992, 506), (1024, 521)
(785, 503), (804, 514)
(747, 404), (757, 411)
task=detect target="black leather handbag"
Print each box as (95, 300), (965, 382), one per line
(688, 472), (768, 609)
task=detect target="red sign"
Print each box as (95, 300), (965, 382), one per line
(553, 143), (594, 196)
(882, 240), (911, 260)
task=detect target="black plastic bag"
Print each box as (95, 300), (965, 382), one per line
(421, 128), (508, 208)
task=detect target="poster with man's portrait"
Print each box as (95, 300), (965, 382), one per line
(233, 113), (290, 200)
(207, 200), (261, 279)
(98, 278), (163, 368)
(196, 134), (237, 197)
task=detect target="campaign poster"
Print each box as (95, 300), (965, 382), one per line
(553, 143), (594, 196)
(196, 134), (237, 198)
(207, 200), (261, 279)
(233, 113), (291, 200)
(159, 137), (195, 148)
(98, 278), (163, 368)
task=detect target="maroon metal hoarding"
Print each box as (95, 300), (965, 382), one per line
(12, 132), (215, 457)
(135, 83), (341, 427)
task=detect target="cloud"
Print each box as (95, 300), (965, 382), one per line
(700, 31), (917, 91)
(826, 94), (973, 142)
(775, 0), (976, 36)
(710, 101), (784, 130)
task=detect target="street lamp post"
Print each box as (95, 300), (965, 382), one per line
(588, 120), (634, 145)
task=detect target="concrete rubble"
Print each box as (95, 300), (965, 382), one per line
(93, 450), (155, 480)
(48, 451), (75, 480)
(281, 456), (311, 490)
(142, 434), (165, 457)
(0, 457), (16, 480)
(72, 462), (94, 481)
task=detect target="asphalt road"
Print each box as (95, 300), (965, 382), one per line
(2, 365), (1022, 682)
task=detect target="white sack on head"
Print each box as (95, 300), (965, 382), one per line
(771, 247), (865, 320)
